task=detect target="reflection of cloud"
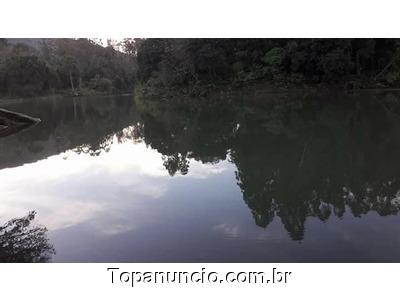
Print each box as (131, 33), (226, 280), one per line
(213, 223), (241, 238)
(88, 219), (137, 236)
(0, 139), (231, 234)
(182, 160), (229, 179)
(40, 200), (104, 230)
(213, 219), (286, 241)
(0, 141), (167, 230)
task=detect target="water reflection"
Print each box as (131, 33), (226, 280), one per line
(135, 92), (400, 241)
(0, 95), (138, 169)
(0, 108), (39, 138)
(0, 211), (55, 262)
(1, 91), (400, 261)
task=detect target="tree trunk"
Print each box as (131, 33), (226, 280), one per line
(69, 71), (75, 92)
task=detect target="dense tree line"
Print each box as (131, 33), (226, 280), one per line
(135, 39), (400, 93)
(3, 38), (400, 98)
(0, 38), (136, 97)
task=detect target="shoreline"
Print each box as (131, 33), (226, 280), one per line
(136, 79), (400, 101)
(0, 91), (134, 105)
(2, 83), (400, 106)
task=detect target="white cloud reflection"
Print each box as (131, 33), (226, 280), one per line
(0, 138), (231, 233)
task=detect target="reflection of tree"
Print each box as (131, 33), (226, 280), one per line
(71, 124), (144, 156)
(116, 124), (144, 144)
(231, 96), (400, 239)
(162, 153), (189, 176)
(135, 96), (238, 175)
(73, 135), (114, 156)
(135, 92), (400, 241)
(0, 211), (55, 262)
(5, 91), (400, 242)
(0, 95), (137, 169)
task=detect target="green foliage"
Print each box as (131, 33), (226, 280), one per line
(136, 38), (400, 92)
(262, 47), (285, 68)
(385, 71), (400, 84)
(89, 75), (114, 93)
(2, 55), (51, 96)
(0, 38), (136, 97)
(3, 38), (400, 98)
(320, 49), (353, 81)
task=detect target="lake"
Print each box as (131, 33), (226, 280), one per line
(1, 88), (400, 262)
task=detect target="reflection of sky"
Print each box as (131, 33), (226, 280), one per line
(2, 134), (400, 262)
(0, 136), (231, 231)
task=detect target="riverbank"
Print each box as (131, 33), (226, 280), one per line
(0, 90), (134, 105)
(136, 78), (400, 104)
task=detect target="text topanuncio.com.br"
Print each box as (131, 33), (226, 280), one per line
(107, 267), (293, 287)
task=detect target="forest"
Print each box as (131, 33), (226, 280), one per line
(135, 39), (400, 94)
(0, 38), (136, 97)
(1, 38), (400, 98)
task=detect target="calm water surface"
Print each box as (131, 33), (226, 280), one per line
(1, 90), (400, 262)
